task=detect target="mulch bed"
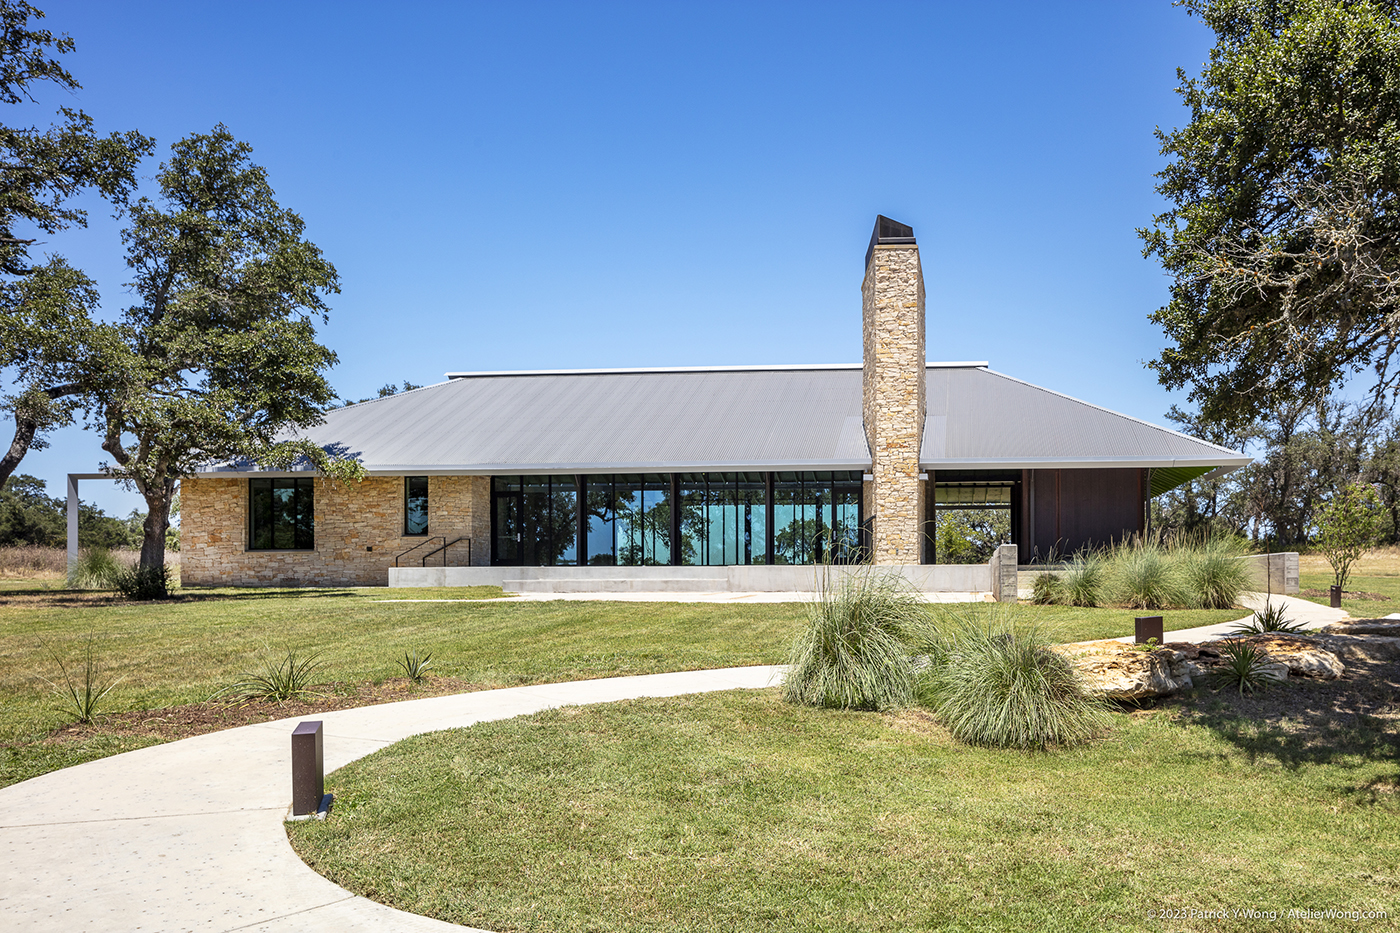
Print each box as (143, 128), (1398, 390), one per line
(47, 676), (491, 744)
(1299, 588), (1392, 601)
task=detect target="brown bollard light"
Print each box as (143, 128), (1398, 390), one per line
(291, 720), (325, 818)
(1135, 616), (1164, 646)
(1330, 585), (1342, 609)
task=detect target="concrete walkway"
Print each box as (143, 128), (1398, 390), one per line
(0, 666), (784, 932)
(0, 591), (1347, 932)
(377, 591), (994, 604)
(1109, 592), (1350, 645)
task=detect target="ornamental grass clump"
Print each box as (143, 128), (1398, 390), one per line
(1060, 550), (1107, 607)
(1177, 535), (1248, 609)
(218, 648), (327, 703)
(783, 570), (930, 711)
(919, 607), (1109, 750)
(1107, 539), (1183, 610)
(1030, 571), (1062, 605)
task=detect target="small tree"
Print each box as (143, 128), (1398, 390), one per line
(1314, 482), (1384, 592)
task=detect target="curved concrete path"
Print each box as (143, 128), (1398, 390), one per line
(0, 592), (1347, 932)
(0, 665), (784, 932)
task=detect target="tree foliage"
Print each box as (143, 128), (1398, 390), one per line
(1143, 0), (1400, 429)
(0, 0), (153, 485)
(93, 127), (362, 570)
(1314, 480), (1384, 589)
(0, 472), (143, 548)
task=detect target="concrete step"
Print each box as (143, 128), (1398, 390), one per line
(504, 577), (729, 594)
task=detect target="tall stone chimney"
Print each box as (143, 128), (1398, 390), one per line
(862, 215), (926, 564)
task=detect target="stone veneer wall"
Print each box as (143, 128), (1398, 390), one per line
(181, 475), (491, 586)
(862, 242), (926, 564)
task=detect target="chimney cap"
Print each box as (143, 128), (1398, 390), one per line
(865, 214), (916, 269)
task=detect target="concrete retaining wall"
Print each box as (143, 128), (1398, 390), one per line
(1239, 552), (1300, 595)
(389, 563), (993, 593)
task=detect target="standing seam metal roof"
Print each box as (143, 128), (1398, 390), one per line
(210, 364), (1248, 475)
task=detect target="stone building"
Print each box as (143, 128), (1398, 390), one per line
(172, 216), (1248, 589)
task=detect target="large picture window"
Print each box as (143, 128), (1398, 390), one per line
(249, 477), (315, 550)
(404, 476), (429, 535)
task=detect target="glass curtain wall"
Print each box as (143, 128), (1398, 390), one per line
(495, 471), (862, 565)
(582, 474), (672, 566)
(678, 473), (767, 565)
(771, 471), (863, 564)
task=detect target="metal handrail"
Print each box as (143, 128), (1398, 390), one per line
(418, 536), (469, 567)
(393, 536), (444, 567)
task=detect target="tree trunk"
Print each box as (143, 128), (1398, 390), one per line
(138, 475), (176, 570)
(0, 412), (38, 488)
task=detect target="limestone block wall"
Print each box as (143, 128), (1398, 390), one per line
(862, 242), (926, 564)
(181, 475), (491, 587)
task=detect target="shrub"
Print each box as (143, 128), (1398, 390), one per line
(783, 570), (929, 711)
(113, 563), (172, 600)
(69, 547), (126, 589)
(219, 648), (327, 703)
(1107, 540), (1183, 610)
(919, 607), (1109, 750)
(1060, 551), (1106, 608)
(1030, 572), (1062, 605)
(1229, 601), (1308, 635)
(43, 635), (123, 724)
(1212, 638), (1283, 695)
(397, 649), (434, 685)
(1177, 536), (1249, 609)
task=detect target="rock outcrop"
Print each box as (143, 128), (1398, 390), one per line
(1051, 640), (1198, 700)
(1055, 633), (1346, 700)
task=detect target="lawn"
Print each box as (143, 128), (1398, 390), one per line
(1298, 547), (1400, 616)
(0, 579), (1243, 790)
(288, 687), (1399, 933)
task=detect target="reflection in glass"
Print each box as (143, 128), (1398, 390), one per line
(404, 476), (428, 535)
(678, 473), (766, 565)
(494, 471), (863, 566)
(249, 477), (314, 550)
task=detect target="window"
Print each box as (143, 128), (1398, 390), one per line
(405, 476), (429, 535)
(249, 478), (314, 550)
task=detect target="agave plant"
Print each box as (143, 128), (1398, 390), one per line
(397, 649), (434, 685)
(1211, 638), (1283, 695)
(218, 648), (327, 703)
(1228, 601), (1308, 635)
(43, 635), (123, 724)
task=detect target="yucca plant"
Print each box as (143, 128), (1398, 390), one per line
(43, 635), (123, 724)
(397, 649), (434, 685)
(1177, 536), (1249, 609)
(1060, 550), (1106, 607)
(1030, 572), (1062, 605)
(218, 648), (327, 702)
(782, 570), (930, 711)
(1108, 539), (1183, 609)
(1228, 601), (1309, 635)
(1212, 638), (1282, 695)
(919, 607), (1110, 750)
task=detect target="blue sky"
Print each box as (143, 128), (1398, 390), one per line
(20, 1), (1215, 516)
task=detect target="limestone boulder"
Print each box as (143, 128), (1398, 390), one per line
(1321, 620), (1400, 638)
(1313, 633), (1400, 665)
(1189, 634), (1342, 680)
(1051, 640), (1196, 700)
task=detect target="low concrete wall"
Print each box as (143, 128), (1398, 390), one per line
(389, 563), (993, 593)
(1239, 552), (1300, 595)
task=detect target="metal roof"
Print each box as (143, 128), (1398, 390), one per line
(202, 364), (1248, 476)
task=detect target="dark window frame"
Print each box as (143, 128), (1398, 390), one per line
(247, 477), (315, 551)
(404, 476), (429, 536)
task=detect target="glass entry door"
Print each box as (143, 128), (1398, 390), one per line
(493, 486), (522, 565)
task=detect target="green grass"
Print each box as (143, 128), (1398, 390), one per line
(0, 583), (1244, 789)
(1299, 572), (1400, 617)
(288, 689), (1399, 933)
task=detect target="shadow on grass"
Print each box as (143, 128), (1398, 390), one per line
(1171, 653), (1400, 802)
